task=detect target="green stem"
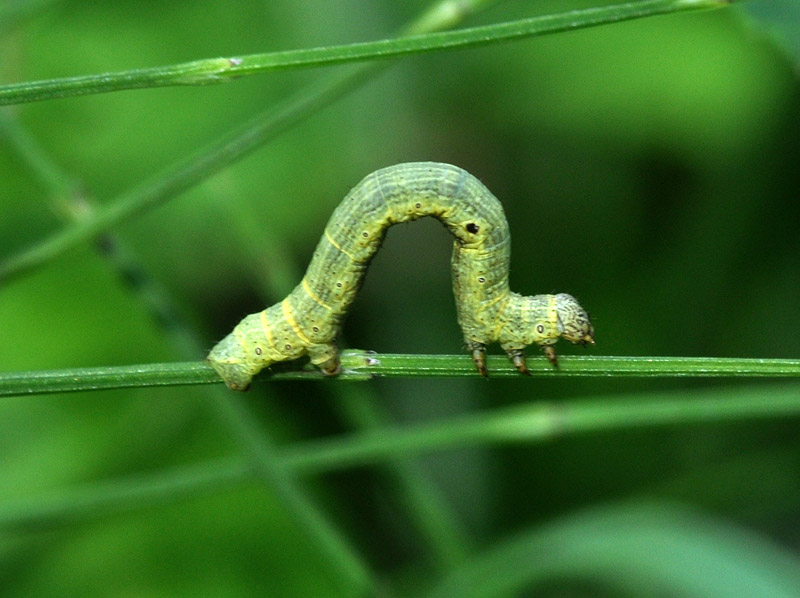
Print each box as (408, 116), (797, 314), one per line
(0, 0), (730, 106)
(283, 382), (800, 474)
(1, 354), (798, 397)
(3, 381), (798, 531)
(349, 354), (800, 378)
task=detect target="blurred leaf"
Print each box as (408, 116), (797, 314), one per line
(428, 502), (800, 598)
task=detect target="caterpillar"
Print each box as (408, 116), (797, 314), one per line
(208, 162), (594, 390)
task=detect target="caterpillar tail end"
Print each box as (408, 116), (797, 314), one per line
(207, 333), (261, 392)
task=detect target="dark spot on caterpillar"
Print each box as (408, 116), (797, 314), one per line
(415, 202), (422, 209)
(362, 231), (369, 238)
(284, 344), (292, 350)
(478, 277), (485, 283)
(336, 282), (343, 288)
(312, 326), (320, 333)
(466, 222), (479, 234)
(255, 347), (262, 356)
(537, 324), (545, 334)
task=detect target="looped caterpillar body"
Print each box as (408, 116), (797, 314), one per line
(209, 162), (593, 390)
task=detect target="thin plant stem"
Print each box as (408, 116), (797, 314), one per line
(0, 0), (731, 106)
(1, 355), (798, 397)
(282, 382), (800, 474)
(2, 381), (798, 532)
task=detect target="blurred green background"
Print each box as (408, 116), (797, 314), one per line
(1, 1), (799, 596)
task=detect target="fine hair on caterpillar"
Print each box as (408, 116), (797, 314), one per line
(208, 162), (594, 390)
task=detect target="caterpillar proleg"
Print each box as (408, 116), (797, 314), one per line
(209, 162), (593, 390)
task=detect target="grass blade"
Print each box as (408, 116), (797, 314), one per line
(1, 355), (798, 397)
(0, 0), (731, 106)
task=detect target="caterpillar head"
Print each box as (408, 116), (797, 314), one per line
(498, 292), (594, 372)
(554, 293), (594, 346)
(500, 292), (593, 352)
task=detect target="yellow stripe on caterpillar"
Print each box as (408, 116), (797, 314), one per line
(301, 278), (333, 312)
(323, 227), (358, 262)
(281, 298), (313, 346)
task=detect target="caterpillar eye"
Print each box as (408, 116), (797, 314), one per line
(466, 222), (479, 234)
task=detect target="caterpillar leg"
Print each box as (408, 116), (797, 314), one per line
(319, 357), (341, 376)
(209, 360), (257, 391)
(505, 349), (531, 376)
(542, 345), (558, 368)
(469, 343), (488, 377)
(308, 342), (342, 376)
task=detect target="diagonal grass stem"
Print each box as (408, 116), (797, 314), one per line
(0, 0), (731, 106)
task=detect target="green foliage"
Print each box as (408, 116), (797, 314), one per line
(1, 0), (799, 596)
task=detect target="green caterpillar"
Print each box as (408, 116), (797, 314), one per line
(208, 162), (593, 390)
